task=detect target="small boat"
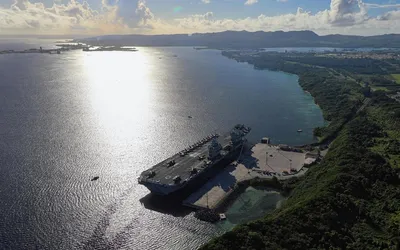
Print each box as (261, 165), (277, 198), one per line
(188, 116), (193, 119)
(91, 176), (99, 181)
(297, 129), (303, 133)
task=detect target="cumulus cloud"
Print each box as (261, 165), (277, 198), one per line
(245, 0), (258, 5)
(135, 0), (155, 28)
(327, 0), (368, 26)
(377, 9), (400, 20)
(0, 0), (128, 35)
(1, 0), (400, 36)
(137, 0), (400, 36)
(366, 3), (400, 8)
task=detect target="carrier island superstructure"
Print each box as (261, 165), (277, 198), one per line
(138, 124), (251, 196)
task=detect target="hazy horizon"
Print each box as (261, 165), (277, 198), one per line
(1, 0), (400, 37)
(3, 29), (400, 42)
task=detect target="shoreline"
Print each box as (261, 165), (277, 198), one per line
(221, 50), (367, 144)
(184, 142), (323, 215)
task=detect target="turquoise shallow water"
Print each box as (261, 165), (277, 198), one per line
(219, 187), (284, 230)
(0, 45), (324, 249)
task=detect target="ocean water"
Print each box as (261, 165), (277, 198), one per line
(0, 45), (324, 249)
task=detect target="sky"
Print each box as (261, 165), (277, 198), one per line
(1, 0), (400, 36)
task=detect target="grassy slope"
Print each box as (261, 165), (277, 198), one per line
(297, 70), (364, 142)
(201, 53), (400, 250)
(391, 74), (400, 84)
(367, 93), (400, 169)
(202, 105), (400, 250)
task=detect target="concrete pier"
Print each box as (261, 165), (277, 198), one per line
(183, 143), (319, 210)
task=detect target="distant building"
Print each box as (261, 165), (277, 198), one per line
(261, 137), (270, 144)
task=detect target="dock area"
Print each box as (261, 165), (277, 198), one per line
(183, 142), (320, 210)
(0, 48), (64, 54)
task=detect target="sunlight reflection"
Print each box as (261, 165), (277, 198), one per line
(83, 51), (154, 142)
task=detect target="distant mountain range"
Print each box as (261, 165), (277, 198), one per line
(74, 30), (400, 48)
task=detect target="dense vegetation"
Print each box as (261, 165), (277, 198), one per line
(222, 51), (400, 75)
(202, 114), (400, 249)
(201, 52), (400, 249)
(77, 30), (400, 48)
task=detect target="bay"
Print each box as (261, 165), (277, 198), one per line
(0, 45), (324, 249)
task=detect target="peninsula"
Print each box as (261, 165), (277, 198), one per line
(75, 30), (400, 48)
(201, 49), (400, 249)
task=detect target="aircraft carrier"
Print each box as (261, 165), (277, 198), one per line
(138, 124), (251, 196)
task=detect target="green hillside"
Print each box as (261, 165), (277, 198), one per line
(201, 52), (400, 250)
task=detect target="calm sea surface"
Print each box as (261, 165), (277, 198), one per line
(0, 45), (324, 249)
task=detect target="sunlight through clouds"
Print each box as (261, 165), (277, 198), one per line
(1, 0), (400, 35)
(0, 0), (128, 35)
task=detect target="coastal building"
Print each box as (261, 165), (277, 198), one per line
(261, 137), (270, 144)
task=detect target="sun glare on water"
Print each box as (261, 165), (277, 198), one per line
(82, 51), (155, 142)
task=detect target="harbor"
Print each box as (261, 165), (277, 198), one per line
(138, 124), (251, 196)
(0, 42), (330, 249)
(137, 122), (325, 222)
(0, 44), (137, 55)
(183, 141), (320, 210)
(0, 47), (64, 54)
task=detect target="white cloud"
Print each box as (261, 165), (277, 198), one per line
(0, 0), (128, 35)
(201, 0), (211, 4)
(327, 0), (368, 26)
(1, 0), (400, 36)
(245, 0), (258, 6)
(135, 0), (155, 28)
(366, 3), (400, 8)
(140, 0), (400, 36)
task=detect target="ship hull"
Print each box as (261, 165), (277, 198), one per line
(139, 146), (242, 197)
(138, 124), (251, 198)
